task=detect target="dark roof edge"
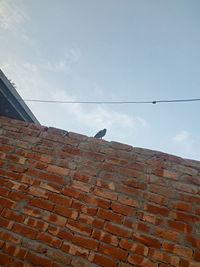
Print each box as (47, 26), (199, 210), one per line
(0, 69), (40, 124)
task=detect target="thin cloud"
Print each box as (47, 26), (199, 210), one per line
(0, 0), (27, 30)
(1, 59), (147, 141)
(172, 130), (189, 143)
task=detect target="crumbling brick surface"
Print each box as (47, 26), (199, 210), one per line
(0, 116), (200, 266)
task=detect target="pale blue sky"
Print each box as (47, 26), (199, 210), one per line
(1, 0), (200, 160)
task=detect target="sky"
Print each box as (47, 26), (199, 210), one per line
(0, 0), (200, 161)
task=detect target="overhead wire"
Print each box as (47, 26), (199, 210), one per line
(20, 98), (200, 104)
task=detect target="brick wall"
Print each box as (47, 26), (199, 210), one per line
(0, 116), (200, 267)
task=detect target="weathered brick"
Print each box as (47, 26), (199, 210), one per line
(73, 234), (99, 250)
(154, 228), (180, 242)
(97, 208), (124, 224)
(29, 198), (54, 211)
(61, 241), (89, 258)
(48, 192), (72, 206)
(144, 203), (170, 217)
(132, 233), (161, 248)
(79, 213), (104, 228)
(37, 232), (62, 248)
(111, 202), (135, 216)
(119, 239), (149, 256)
(89, 252), (117, 267)
(13, 223), (37, 238)
(128, 253), (158, 266)
(99, 243), (128, 260)
(85, 195), (111, 209)
(162, 241), (193, 258)
(66, 220), (92, 236)
(167, 220), (192, 233)
(104, 222), (132, 238)
(25, 251), (52, 267)
(54, 205), (78, 219)
(92, 229), (119, 246)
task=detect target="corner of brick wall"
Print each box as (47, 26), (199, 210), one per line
(0, 115), (200, 267)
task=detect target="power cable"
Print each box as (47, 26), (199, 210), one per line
(20, 98), (200, 104)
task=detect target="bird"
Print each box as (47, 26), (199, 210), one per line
(94, 129), (107, 139)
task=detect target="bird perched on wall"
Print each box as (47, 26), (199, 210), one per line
(94, 129), (107, 139)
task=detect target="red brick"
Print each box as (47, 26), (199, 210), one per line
(0, 231), (21, 244)
(172, 182), (198, 194)
(144, 203), (170, 217)
(28, 186), (48, 199)
(0, 253), (13, 266)
(24, 217), (48, 231)
(119, 239), (149, 256)
(79, 213), (104, 228)
(72, 200), (97, 215)
(97, 208), (124, 224)
(66, 220), (92, 236)
(93, 187), (118, 200)
(54, 205), (78, 219)
(149, 248), (180, 266)
(89, 252), (117, 267)
(0, 187), (10, 197)
(43, 212), (67, 226)
(194, 250), (200, 261)
(61, 241), (89, 258)
(179, 193), (200, 205)
(13, 223), (37, 238)
(162, 241), (193, 257)
(92, 229), (118, 246)
(2, 209), (25, 223)
(123, 177), (147, 190)
(71, 171), (91, 183)
(186, 236), (200, 249)
(48, 192), (72, 206)
(0, 144), (14, 152)
(172, 211), (199, 223)
(73, 234), (99, 250)
(111, 202), (135, 216)
(8, 164), (26, 173)
(71, 257), (93, 267)
(172, 201), (192, 212)
(39, 181), (61, 193)
(131, 221), (150, 233)
(85, 195), (111, 209)
(46, 164), (69, 175)
(62, 186), (85, 200)
(180, 258), (200, 267)
(22, 206), (41, 217)
(29, 198), (54, 211)
(154, 228), (180, 242)
(0, 217), (14, 229)
(168, 220), (192, 234)
(153, 168), (179, 179)
(8, 191), (31, 201)
(95, 179), (116, 191)
(146, 192), (168, 205)
(118, 184), (142, 197)
(3, 242), (27, 260)
(99, 243), (128, 260)
(104, 222), (132, 238)
(0, 196), (18, 209)
(71, 180), (91, 193)
(25, 251), (52, 267)
(37, 232), (62, 248)
(128, 253), (158, 266)
(118, 194), (139, 207)
(133, 233), (161, 248)
(5, 180), (27, 191)
(149, 184), (174, 197)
